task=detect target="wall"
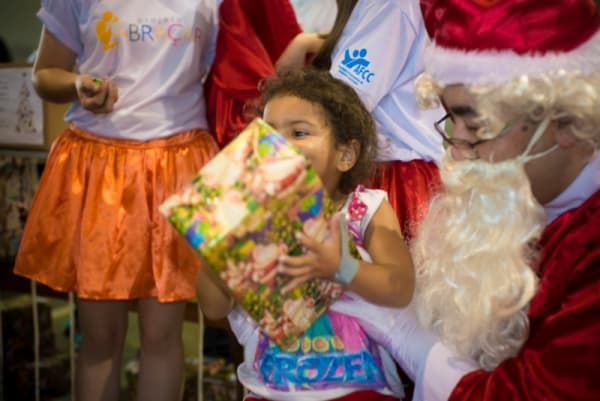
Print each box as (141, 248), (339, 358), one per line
(0, 1), (67, 148)
(0, 0), (41, 62)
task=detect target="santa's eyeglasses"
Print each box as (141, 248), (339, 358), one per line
(434, 114), (519, 159)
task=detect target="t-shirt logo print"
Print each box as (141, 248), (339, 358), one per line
(338, 48), (376, 85)
(96, 11), (119, 51)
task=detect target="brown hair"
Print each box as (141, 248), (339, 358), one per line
(262, 68), (377, 194)
(311, 0), (359, 70)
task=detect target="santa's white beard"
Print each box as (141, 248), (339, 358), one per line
(412, 153), (546, 370)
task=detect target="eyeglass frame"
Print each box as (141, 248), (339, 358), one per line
(434, 113), (521, 158)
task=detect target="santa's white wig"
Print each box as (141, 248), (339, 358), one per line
(416, 70), (600, 148)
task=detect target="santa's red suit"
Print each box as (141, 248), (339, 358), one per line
(450, 188), (600, 400)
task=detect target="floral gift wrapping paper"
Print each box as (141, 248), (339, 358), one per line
(160, 118), (343, 348)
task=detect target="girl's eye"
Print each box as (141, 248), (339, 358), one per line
(292, 130), (308, 138)
(466, 125), (480, 133)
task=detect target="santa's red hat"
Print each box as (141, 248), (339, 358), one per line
(420, 0), (600, 85)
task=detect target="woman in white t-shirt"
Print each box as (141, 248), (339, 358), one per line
(277, 0), (444, 240)
(14, 1), (221, 400)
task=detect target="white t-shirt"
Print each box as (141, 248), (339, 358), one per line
(228, 187), (404, 401)
(330, 0), (444, 163)
(38, 0), (220, 140)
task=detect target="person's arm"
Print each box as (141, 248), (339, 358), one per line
(330, 294), (477, 401)
(33, 27), (118, 112)
(279, 199), (414, 307)
(275, 32), (324, 74)
(195, 265), (235, 321)
(351, 199), (414, 306)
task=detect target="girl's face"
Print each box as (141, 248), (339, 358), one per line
(263, 95), (356, 200)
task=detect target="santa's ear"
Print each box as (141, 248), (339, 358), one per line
(554, 118), (578, 148)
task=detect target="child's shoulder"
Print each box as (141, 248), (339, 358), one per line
(347, 185), (388, 214)
(346, 185), (389, 229)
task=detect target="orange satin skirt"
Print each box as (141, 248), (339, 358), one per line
(13, 125), (219, 302)
(370, 159), (441, 241)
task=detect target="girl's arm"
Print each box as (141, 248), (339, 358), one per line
(349, 199), (414, 306)
(279, 199), (414, 307)
(33, 27), (118, 112)
(195, 266), (235, 321)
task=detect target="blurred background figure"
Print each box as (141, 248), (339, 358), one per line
(290, 0), (337, 33)
(204, 0), (302, 147)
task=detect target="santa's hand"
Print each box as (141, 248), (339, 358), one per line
(332, 296), (436, 381)
(335, 296), (480, 401)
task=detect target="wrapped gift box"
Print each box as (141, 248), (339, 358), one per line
(161, 118), (343, 348)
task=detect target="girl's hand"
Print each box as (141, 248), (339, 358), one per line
(278, 213), (344, 292)
(75, 75), (118, 113)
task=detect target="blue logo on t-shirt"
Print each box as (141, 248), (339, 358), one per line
(338, 48), (376, 85)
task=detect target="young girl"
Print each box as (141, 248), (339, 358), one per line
(276, 0), (444, 240)
(196, 68), (414, 400)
